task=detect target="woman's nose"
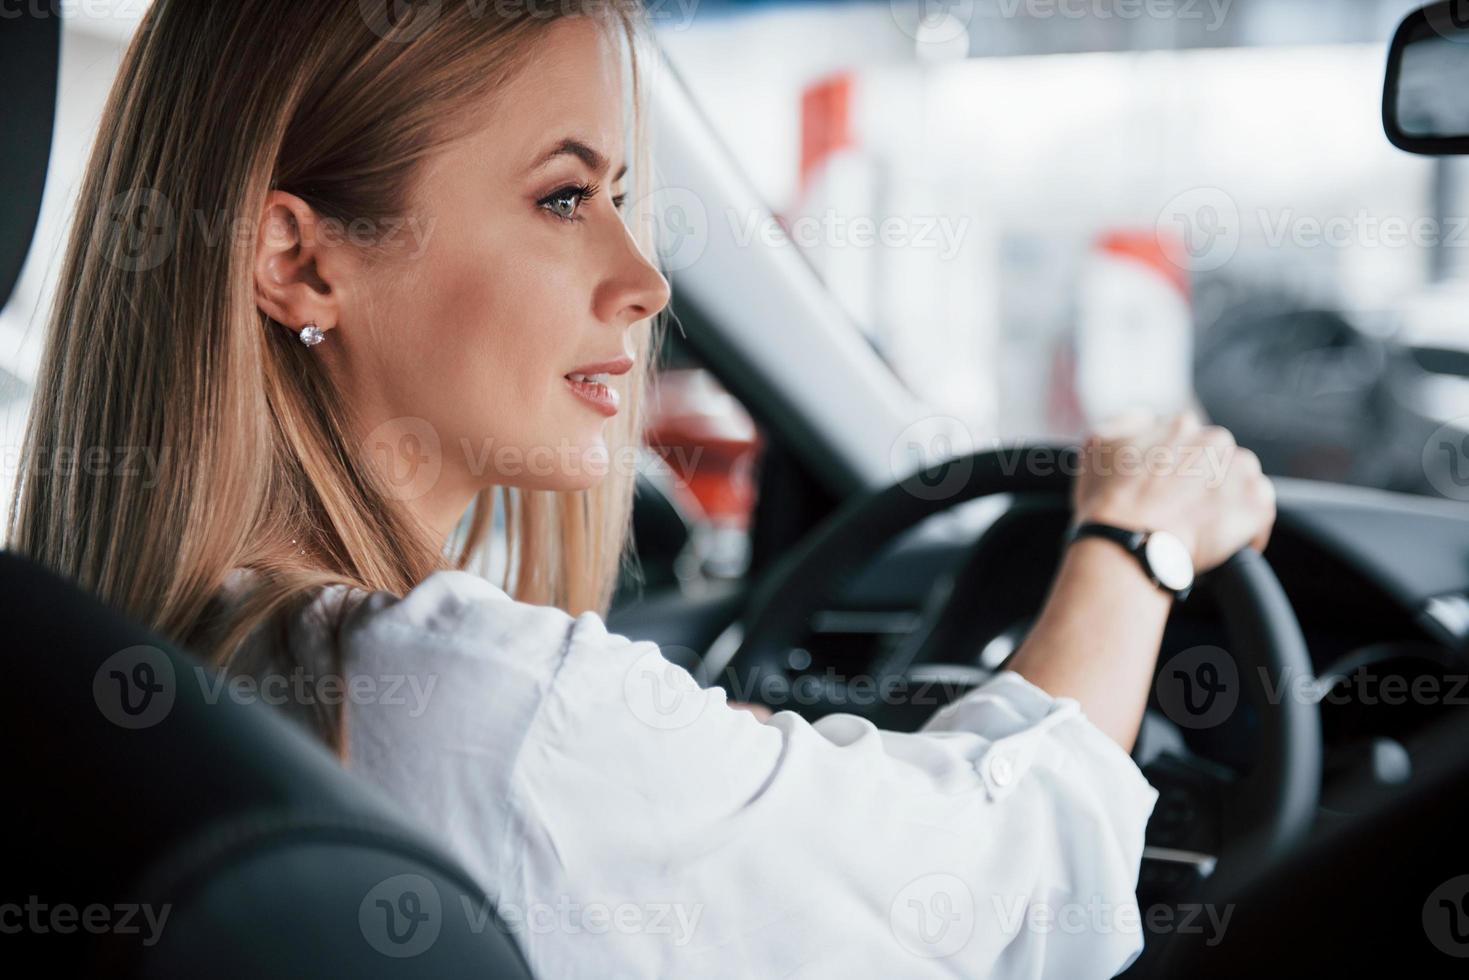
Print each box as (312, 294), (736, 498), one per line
(595, 219), (672, 327)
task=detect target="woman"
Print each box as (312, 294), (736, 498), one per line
(6, 1), (1274, 976)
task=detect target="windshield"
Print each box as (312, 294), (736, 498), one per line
(658, 0), (1469, 500)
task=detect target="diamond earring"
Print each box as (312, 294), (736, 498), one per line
(299, 323), (325, 347)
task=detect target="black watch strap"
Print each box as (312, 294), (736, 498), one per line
(1063, 521), (1192, 601)
(1063, 521), (1146, 554)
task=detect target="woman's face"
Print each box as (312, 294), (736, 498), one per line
(294, 17), (670, 536)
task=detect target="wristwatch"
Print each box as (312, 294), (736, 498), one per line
(1063, 521), (1195, 601)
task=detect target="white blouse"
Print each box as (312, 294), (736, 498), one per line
(227, 568), (1159, 979)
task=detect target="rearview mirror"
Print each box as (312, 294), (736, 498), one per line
(1384, 2), (1469, 154)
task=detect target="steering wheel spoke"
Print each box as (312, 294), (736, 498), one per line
(1138, 751), (1229, 905)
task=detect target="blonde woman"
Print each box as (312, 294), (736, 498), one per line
(7, 1), (1274, 977)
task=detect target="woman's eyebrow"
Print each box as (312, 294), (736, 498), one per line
(525, 137), (628, 182)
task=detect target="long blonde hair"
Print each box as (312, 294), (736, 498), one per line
(6, 0), (664, 716)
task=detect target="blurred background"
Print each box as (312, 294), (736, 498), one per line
(3, 0), (1466, 594)
(652, 0), (1469, 495)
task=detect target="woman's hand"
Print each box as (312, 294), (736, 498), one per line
(1002, 408), (1275, 752)
(1071, 408), (1276, 573)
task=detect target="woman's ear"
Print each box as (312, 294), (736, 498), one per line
(253, 190), (343, 341)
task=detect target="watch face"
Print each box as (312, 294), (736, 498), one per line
(1144, 531), (1195, 593)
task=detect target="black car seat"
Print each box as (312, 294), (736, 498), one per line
(1, 553), (535, 978)
(0, 10), (531, 979)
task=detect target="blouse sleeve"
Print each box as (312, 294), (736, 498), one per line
(493, 606), (1160, 979)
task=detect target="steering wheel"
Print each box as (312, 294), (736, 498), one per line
(722, 445), (1321, 880)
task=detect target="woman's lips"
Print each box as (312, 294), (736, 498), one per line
(564, 375), (619, 417)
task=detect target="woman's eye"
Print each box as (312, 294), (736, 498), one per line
(539, 182), (599, 223)
(542, 189), (581, 221)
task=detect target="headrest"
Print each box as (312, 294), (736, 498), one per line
(0, 7), (60, 309)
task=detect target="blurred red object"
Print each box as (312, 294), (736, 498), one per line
(643, 369), (762, 526)
(1097, 228), (1190, 301)
(797, 71), (855, 204)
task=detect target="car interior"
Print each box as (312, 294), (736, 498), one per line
(6, 2), (1469, 976)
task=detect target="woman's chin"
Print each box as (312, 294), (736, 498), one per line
(481, 431), (617, 493)
(548, 436), (613, 491)
(571, 439), (613, 483)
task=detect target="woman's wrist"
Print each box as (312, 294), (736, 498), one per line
(1007, 534), (1173, 751)
(1073, 501), (1201, 569)
(1060, 535), (1176, 611)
